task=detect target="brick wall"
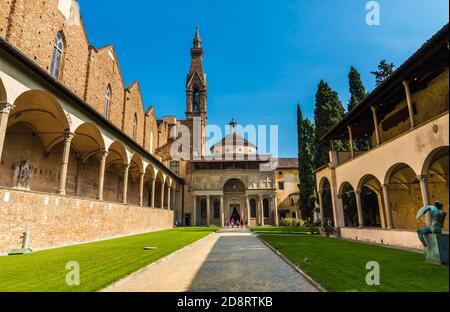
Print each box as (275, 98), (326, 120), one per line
(123, 83), (146, 147)
(84, 47), (125, 129)
(0, 187), (174, 253)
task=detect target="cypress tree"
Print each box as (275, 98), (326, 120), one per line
(348, 66), (369, 151)
(314, 80), (346, 169)
(348, 66), (367, 111)
(297, 104), (316, 221)
(371, 60), (396, 86)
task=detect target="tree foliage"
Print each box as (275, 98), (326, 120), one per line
(348, 66), (370, 151)
(348, 66), (367, 111)
(297, 104), (316, 221)
(313, 80), (346, 169)
(371, 60), (396, 86)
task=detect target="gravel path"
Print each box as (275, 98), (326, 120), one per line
(102, 228), (318, 292)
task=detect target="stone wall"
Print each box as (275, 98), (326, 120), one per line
(340, 227), (424, 250)
(0, 187), (174, 253)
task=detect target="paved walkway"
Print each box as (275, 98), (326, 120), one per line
(102, 228), (318, 292)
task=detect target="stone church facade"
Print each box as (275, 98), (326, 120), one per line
(0, 0), (298, 253)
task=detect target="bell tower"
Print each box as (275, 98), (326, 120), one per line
(186, 26), (207, 156)
(186, 26), (207, 120)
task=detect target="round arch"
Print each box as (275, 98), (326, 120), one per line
(319, 177), (334, 226)
(357, 175), (384, 228)
(339, 182), (358, 228)
(223, 178), (246, 192)
(9, 90), (70, 152)
(384, 163), (420, 230)
(71, 122), (105, 160)
(421, 146), (449, 231)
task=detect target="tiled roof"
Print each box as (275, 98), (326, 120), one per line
(276, 158), (299, 169)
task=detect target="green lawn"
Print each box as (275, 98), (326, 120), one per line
(0, 227), (217, 292)
(251, 226), (319, 235)
(260, 235), (449, 292)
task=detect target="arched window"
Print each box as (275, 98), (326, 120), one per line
(104, 85), (111, 119)
(192, 88), (200, 112)
(50, 32), (64, 79)
(132, 113), (138, 140)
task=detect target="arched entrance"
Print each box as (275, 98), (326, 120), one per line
(357, 175), (384, 228)
(223, 179), (247, 226)
(339, 182), (358, 227)
(422, 146), (449, 231)
(385, 163), (420, 230)
(319, 177), (334, 226)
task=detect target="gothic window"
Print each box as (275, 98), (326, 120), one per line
(192, 88), (200, 112)
(250, 199), (257, 218)
(170, 161), (179, 175)
(263, 198), (270, 218)
(104, 85), (111, 119)
(50, 32), (64, 79)
(132, 113), (138, 141)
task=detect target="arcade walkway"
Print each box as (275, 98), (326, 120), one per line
(102, 228), (318, 292)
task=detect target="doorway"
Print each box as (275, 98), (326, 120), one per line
(230, 205), (242, 225)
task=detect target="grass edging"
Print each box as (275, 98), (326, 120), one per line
(256, 234), (327, 292)
(100, 230), (217, 292)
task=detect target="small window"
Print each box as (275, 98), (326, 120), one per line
(50, 32), (64, 79)
(104, 85), (111, 119)
(170, 161), (179, 175)
(132, 113), (138, 141)
(279, 171), (283, 176)
(278, 182), (285, 190)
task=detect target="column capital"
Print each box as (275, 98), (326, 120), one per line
(337, 194), (343, 200)
(99, 149), (109, 158)
(355, 190), (362, 195)
(382, 183), (389, 189)
(123, 163), (130, 170)
(0, 102), (15, 114)
(63, 130), (75, 143)
(417, 174), (429, 182)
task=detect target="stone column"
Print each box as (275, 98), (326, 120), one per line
(167, 186), (172, 211)
(58, 131), (75, 196)
(220, 195), (225, 227)
(138, 172), (145, 206)
(318, 190), (325, 226)
(259, 195), (265, 226)
(371, 106), (381, 146)
(403, 81), (415, 129)
(418, 175), (432, 225)
(274, 196), (279, 226)
(206, 195), (211, 226)
(348, 125), (354, 158)
(193, 195), (197, 226)
(0, 102), (14, 162)
(246, 195), (251, 227)
(150, 177), (156, 208)
(122, 164), (130, 204)
(160, 182), (166, 209)
(97, 149), (108, 201)
(382, 184), (394, 229)
(355, 190), (364, 228)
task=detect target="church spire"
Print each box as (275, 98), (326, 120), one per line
(193, 26), (202, 48)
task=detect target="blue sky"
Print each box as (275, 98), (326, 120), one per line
(77, 0), (448, 158)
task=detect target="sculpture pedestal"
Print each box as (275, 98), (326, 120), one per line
(424, 234), (449, 265)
